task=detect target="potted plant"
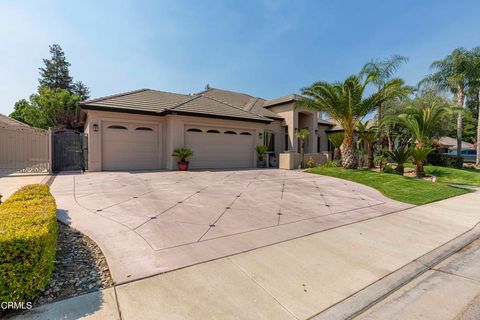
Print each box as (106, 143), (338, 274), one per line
(172, 148), (193, 171)
(255, 145), (269, 168)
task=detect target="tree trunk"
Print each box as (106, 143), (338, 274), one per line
(333, 147), (341, 162)
(395, 164), (404, 175)
(416, 161), (425, 178)
(387, 130), (393, 151)
(340, 136), (357, 169)
(456, 88), (465, 157)
(367, 143), (374, 168)
(477, 90), (480, 166)
(300, 139), (305, 168)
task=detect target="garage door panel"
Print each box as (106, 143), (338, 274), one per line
(102, 121), (159, 171)
(185, 127), (254, 169)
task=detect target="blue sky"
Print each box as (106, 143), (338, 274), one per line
(1, 0), (480, 115)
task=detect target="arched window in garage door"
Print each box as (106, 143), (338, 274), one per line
(206, 129), (220, 134)
(135, 127), (153, 131)
(186, 128), (202, 132)
(108, 125), (128, 130)
(224, 131), (237, 135)
(240, 132), (252, 135)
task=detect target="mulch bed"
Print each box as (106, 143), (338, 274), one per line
(33, 222), (114, 306)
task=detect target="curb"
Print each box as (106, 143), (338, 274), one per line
(310, 221), (480, 320)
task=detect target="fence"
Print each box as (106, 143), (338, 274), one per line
(0, 126), (50, 173)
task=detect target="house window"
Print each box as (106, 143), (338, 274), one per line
(108, 125), (127, 130)
(317, 136), (321, 152)
(264, 131), (275, 152)
(206, 129), (220, 134)
(240, 132), (252, 135)
(186, 128), (202, 132)
(224, 131), (237, 135)
(136, 127), (153, 131)
(284, 127), (289, 151)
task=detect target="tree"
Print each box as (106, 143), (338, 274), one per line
(383, 148), (412, 175)
(327, 133), (344, 164)
(72, 81), (90, 101)
(10, 87), (81, 129)
(466, 47), (480, 165)
(295, 129), (310, 168)
(422, 48), (470, 156)
(38, 44), (74, 91)
(297, 75), (404, 169)
(357, 121), (377, 168)
(410, 147), (435, 178)
(360, 55), (410, 124)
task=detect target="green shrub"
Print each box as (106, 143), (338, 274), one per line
(427, 153), (463, 169)
(383, 165), (395, 174)
(0, 184), (57, 303)
(320, 161), (339, 168)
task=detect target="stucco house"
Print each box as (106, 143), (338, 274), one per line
(77, 88), (335, 171)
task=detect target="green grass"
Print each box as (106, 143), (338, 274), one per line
(417, 165), (480, 186)
(306, 167), (470, 205)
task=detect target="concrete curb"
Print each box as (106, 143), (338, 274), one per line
(311, 221), (480, 320)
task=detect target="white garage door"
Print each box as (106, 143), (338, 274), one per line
(185, 126), (254, 169)
(102, 121), (159, 170)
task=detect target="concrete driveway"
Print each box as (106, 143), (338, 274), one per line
(51, 169), (412, 283)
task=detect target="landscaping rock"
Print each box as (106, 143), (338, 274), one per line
(33, 222), (114, 306)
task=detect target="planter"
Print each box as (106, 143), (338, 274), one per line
(178, 161), (189, 171)
(257, 160), (266, 168)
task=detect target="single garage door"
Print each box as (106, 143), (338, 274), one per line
(102, 121), (159, 170)
(185, 126), (254, 169)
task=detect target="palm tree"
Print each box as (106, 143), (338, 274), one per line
(360, 55), (410, 124)
(357, 121), (377, 168)
(466, 47), (480, 165)
(296, 129), (309, 168)
(327, 133), (344, 164)
(410, 147), (435, 178)
(389, 102), (451, 148)
(383, 148), (412, 175)
(297, 75), (405, 169)
(422, 48), (470, 156)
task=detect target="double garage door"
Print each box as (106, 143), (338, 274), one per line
(185, 126), (255, 169)
(102, 121), (159, 171)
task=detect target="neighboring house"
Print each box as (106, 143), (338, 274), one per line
(436, 136), (474, 153)
(0, 113), (33, 129)
(77, 88), (335, 171)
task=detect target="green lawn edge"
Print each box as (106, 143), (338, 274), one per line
(306, 167), (470, 205)
(404, 164), (480, 186)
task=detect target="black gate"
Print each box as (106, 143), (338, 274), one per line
(52, 132), (88, 172)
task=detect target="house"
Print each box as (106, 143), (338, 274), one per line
(436, 136), (474, 153)
(77, 88), (335, 171)
(0, 113), (34, 129)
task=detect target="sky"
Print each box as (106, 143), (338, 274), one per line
(1, 0), (480, 115)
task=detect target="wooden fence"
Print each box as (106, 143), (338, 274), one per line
(0, 126), (50, 173)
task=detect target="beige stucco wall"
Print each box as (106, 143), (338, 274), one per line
(84, 110), (266, 171)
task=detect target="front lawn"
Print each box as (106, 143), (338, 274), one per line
(306, 167), (469, 205)
(420, 165), (480, 186)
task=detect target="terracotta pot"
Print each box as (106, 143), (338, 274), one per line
(178, 161), (189, 171)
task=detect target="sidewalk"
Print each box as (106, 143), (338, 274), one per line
(11, 191), (480, 320)
(0, 172), (48, 200)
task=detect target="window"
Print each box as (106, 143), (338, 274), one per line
(136, 127), (153, 131)
(240, 132), (252, 135)
(108, 125), (127, 130)
(284, 127), (289, 151)
(224, 131), (237, 135)
(206, 129), (220, 134)
(263, 130), (275, 152)
(187, 128), (202, 132)
(317, 136), (321, 152)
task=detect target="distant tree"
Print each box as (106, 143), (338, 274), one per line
(296, 129), (310, 168)
(38, 44), (74, 90)
(72, 81), (90, 100)
(9, 99), (36, 126)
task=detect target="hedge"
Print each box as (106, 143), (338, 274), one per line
(427, 153), (464, 169)
(0, 184), (57, 303)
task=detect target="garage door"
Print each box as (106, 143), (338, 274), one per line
(185, 126), (254, 169)
(102, 121), (159, 170)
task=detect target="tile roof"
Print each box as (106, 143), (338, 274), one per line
(80, 88), (275, 123)
(0, 113), (32, 128)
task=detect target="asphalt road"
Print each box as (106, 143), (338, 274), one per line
(357, 237), (480, 320)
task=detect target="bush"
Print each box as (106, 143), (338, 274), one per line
(0, 184), (57, 303)
(427, 153), (463, 169)
(320, 161), (339, 168)
(306, 157), (316, 168)
(383, 165), (395, 174)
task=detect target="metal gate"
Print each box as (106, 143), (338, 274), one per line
(52, 131), (87, 172)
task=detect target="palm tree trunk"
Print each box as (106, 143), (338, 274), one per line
(333, 147), (341, 162)
(456, 88), (465, 157)
(367, 143), (374, 168)
(387, 130), (393, 151)
(340, 135), (357, 169)
(300, 139), (305, 168)
(477, 90), (480, 166)
(416, 161), (425, 178)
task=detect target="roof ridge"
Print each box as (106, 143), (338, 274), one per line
(0, 113), (31, 127)
(208, 87), (258, 100)
(243, 97), (258, 112)
(79, 88), (150, 105)
(166, 94), (204, 111)
(200, 94), (269, 120)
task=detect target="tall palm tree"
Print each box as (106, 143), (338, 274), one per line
(422, 48), (470, 156)
(296, 129), (309, 168)
(360, 55), (410, 124)
(297, 75), (401, 169)
(467, 47), (480, 165)
(357, 121), (377, 168)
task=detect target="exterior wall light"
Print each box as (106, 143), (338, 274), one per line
(93, 123), (99, 132)
(258, 132), (263, 139)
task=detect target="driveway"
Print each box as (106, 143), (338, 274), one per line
(51, 169), (412, 283)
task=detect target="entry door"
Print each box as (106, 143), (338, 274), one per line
(185, 127), (254, 169)
(102, 122), (159, 170)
